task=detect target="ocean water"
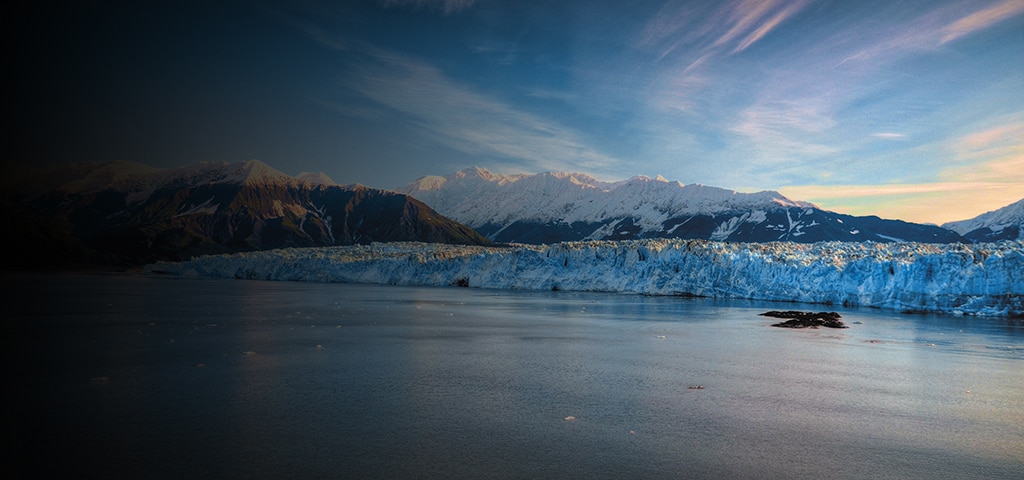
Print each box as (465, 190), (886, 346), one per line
(8, 273), (1023, 479)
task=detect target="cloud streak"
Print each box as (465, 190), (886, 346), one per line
(641, 1), (1021, 187)
(730, 98), (839, 162)
(778, 181), (1023, 224)
(837, 0), (1024, 65)
(643, 0), (812, 60)
(345, 49), (620, 175)
(871, 133), (907, 139)
(941, 0), (1024, 44)
(727, 0), (811, 53)
(942, 119), (1024, 182)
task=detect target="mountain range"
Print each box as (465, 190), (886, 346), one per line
(2, 160), (489, 267)
(397, 167), (1001, 245)
(6, 160), (1021, 268)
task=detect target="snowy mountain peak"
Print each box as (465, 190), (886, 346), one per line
(627, 174), (676, 184)
(405, 175), (446, 192)
(396, 169), (831, 242)
(156, 159), (341, 189)
(468, 166), (528, 185)
(221, 160), (297, 186)
(942, 197), (1024, 241)
(772, 194), (810, 208)
(107, 160), (302, 203)
(466, 166), (496, 180)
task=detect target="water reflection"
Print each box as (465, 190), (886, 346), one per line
(10, 273), (1024, 479)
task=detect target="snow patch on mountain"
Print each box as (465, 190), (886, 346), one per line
(147, 239), (1024, 317)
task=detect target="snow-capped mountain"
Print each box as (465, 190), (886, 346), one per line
(943, 198), (1024, 242)
(397, 168), (964, 244)
(3, 160), (490, 267)
(147, 239), (1024, 317)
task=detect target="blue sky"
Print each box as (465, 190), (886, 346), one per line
(9, 0), (1023, 224)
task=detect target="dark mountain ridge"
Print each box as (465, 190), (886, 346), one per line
(3, 160), (490, 267)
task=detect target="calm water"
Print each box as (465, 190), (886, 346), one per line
(7, 273), (1023, 479)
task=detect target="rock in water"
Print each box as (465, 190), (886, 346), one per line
(761, 311), (847, 329)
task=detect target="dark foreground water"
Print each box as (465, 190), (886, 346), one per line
(7, 273), (1023, 479)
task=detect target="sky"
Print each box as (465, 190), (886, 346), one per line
(9, 0), (1024, 224)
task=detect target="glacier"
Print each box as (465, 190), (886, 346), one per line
(145, 239), (1024, 316)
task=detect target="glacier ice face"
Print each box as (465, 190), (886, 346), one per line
(146, 239), (1024, 317)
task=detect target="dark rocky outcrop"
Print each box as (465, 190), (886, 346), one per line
(762, 310), (847, 329)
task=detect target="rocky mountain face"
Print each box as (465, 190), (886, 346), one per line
(943, 198), (1024, 242)
(397, 168), (966, 245)
(2, 160), (490, 267)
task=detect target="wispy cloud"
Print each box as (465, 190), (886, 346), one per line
(724, 0), (812, 53)
(640, 1), (705, 61)
(783, 182), (998, 199)
(345, 49), (620, 174)
(953, 122), (1024, 154)
(284, 7), (625, 176)
(643, 0), (812, 59)
(644, 1), (1022, 184)
(838, 0), (1024, 64)
(941, 0), (1024, 44)
(778, 181), (1022, 224)
(639, 1), (817, 132)
(729, 96), (839, 167)
(941, 119), (1024, 182)
(871, 132), (907, 139)
(631, 0), (820, 179)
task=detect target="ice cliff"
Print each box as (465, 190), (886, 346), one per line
(146, 239), (1024, 316)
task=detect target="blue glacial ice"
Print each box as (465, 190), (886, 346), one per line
(146, 239), (1024, 316)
